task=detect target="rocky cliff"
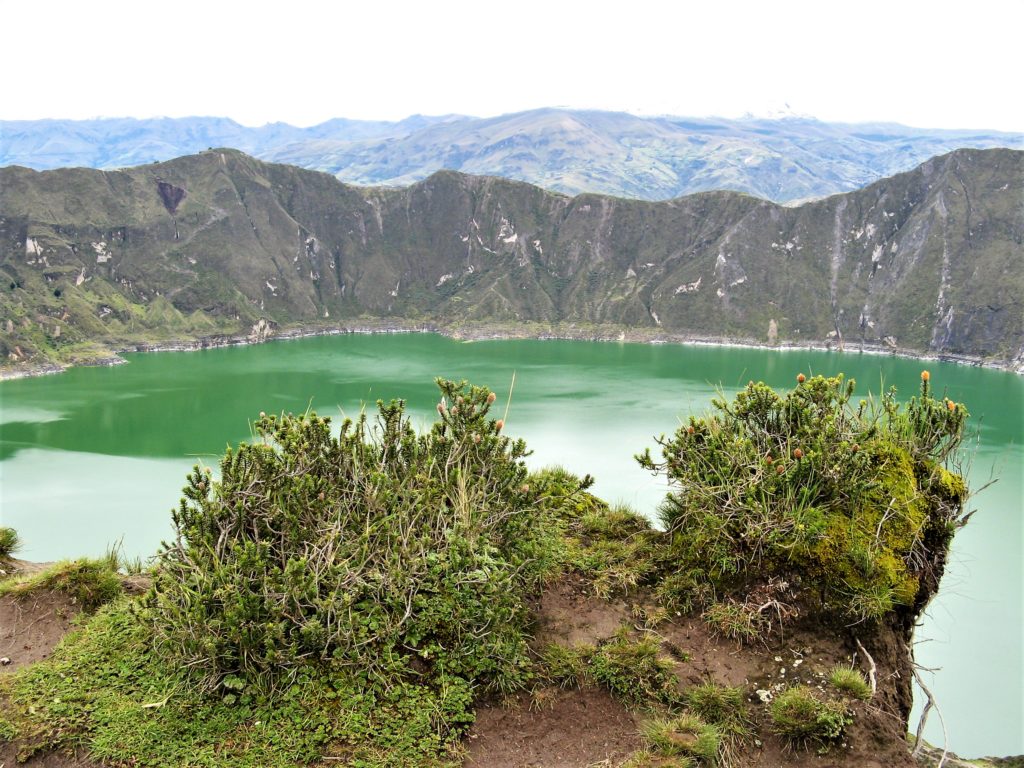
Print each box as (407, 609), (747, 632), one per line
(1, 147), (1021, 370)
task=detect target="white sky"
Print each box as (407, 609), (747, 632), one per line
(3, 0), (1022, 131)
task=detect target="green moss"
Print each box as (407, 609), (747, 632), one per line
(0, 600), (470, 767)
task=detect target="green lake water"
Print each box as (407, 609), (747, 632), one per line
(1, 333), (1020, 757)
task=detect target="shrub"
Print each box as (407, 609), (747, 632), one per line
(590, 629), (680, 706)
(144, 379), (560, 694)
(638, 374), (969, 622)
(769, 685), (851, 747)
(828, 664), (872, 700)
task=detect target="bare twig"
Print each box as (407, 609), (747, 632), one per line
(855, 638), (877, 695)
(502, 370), (516, 424)
(909, 645), (949, 767)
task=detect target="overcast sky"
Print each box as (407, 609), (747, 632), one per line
(3, 0), (1021, 131)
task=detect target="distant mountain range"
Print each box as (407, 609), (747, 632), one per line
(2, 110), (1021, 203)
(2, 147), (1021, 371)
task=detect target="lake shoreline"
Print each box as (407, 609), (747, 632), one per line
(2, 319), (1021, 381)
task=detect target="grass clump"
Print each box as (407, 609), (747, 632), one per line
(638, 373), (970, 624)
(536, 468), (662, 599)
(641, 713), (721, 765)
(685, 683), (748, 736)
(538, 643), (593, 689)
(828, 664), (872, 700)
(769, 685), (851, 748)
(590, 629), (679, 707)
(0, 551), (123, 611)
(701, 600), (765, 645)
(0, 526), (20, 561)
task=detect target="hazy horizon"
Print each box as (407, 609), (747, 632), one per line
(4, 0), (1022, 133)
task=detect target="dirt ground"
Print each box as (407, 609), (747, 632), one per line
(0, 567), (923, 768)
(464, 573), (918, 768)
(1, 588), (80, 674)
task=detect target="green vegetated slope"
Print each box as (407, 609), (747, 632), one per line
(1, 147), (1021, 370)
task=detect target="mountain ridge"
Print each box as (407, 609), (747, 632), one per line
(1, 147), (1021, 372)
(3, 110), (1021, 203)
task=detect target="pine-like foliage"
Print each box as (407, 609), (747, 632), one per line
(638, 373), (969, 622)
(145, 379), (557, 692)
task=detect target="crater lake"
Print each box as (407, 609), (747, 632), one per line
(1, 333), (1020, 757)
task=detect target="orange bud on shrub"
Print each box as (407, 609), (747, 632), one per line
(793, 448), (804, 459)
(495, 419), (504, 432)
(797, 373), (806, 383)
(776, 464), (785, 474)
(487, 392), (497, 404)
(921, 370), (930, 382)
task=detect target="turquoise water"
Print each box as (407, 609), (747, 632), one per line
(1, 334), (1020, 756)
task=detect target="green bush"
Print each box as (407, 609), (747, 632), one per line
(769, 685), (851, 747)
(638, 373), (969, 622)
(144, 379), (560, 694)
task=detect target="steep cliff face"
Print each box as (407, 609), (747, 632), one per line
(1, 148), (1021, 369)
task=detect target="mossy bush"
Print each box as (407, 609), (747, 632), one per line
(638, 373), (969, 622)
(144, 379), (560, 694)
